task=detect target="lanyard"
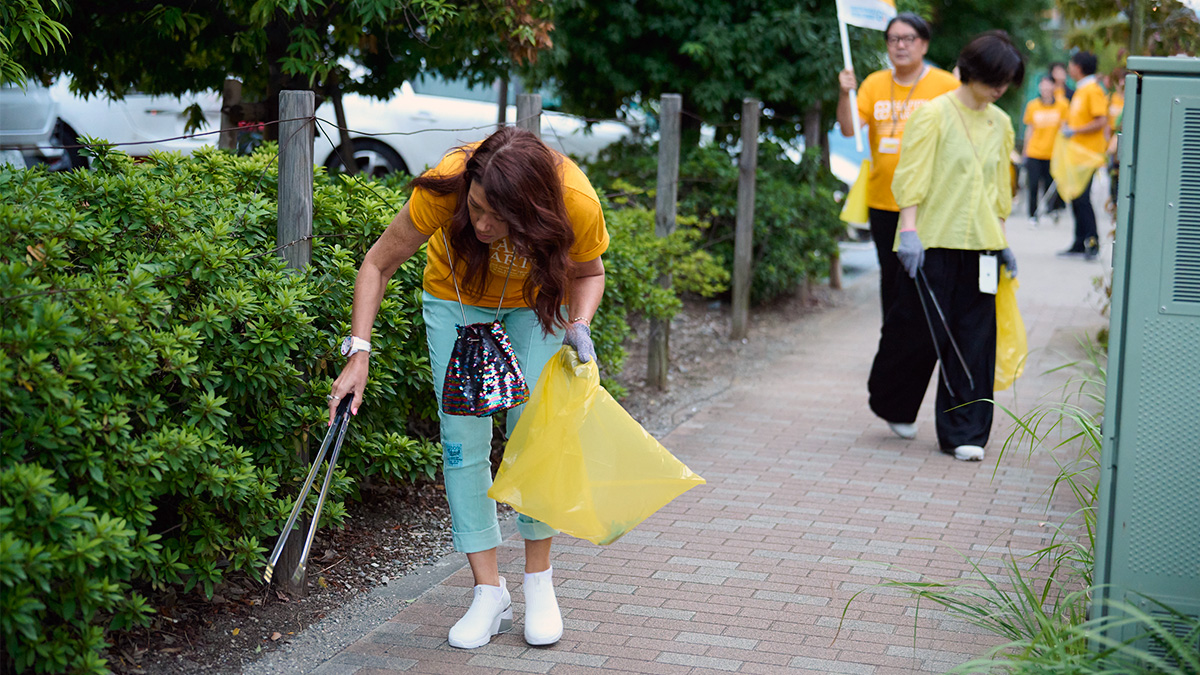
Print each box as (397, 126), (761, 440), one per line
(887, 65), (926, 137)
(440, 227), (515, 325)
(950, 97), (983, 168)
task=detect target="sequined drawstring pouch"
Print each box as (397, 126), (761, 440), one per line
(439, 229), (529, 417)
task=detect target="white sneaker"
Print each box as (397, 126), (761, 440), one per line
(523, 568), (563, 646)
(448, 577), (513, 649)
(954, 445), (985, 461)
(887, 421), (918, 440)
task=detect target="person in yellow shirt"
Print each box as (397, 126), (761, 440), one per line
(1049, 61), (1075, 103)
(867, 31), (1024, 462)
(1023, 75), (1069, 222)
(327, 127), (609, 650)
(1059, 51), (1109, 260)
(837, 12), (959, 318)
(1106, 66), (1126, 213)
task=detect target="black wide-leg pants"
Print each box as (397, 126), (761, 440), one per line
(868, 208), (902, 320)
(867, 248), (997, 450)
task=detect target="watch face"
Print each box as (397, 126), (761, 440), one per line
(340, 337), (352, 356)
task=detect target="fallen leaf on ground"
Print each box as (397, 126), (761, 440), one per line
(271, 632), (282, 641)
(231, 628), (240, 636)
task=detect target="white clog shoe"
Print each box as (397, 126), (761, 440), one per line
(523, 568), (563, 646)
(448, 577), (513, 649)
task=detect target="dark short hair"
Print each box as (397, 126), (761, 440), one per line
(1071, 51), (1098, 76)
(1040, 74), (1056, 86)
(886, 12), (931, 41)
(1049, 61), (1067, 72)
(957, 31), (1025, 88)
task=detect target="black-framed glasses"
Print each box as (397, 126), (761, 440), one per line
(886, 34), (919, 46)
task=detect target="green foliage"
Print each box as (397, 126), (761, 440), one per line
(0, 142), (720, 672)
(0, 146), (434, 672)
(586, 137), (842, 305)
(594, 203), (729, 396)
(0, 0), (70, 87)
(1058, 0), (1199, 58)
(525, 0), (878, 140)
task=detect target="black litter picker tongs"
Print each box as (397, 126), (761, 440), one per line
(263, 394), (353, 585)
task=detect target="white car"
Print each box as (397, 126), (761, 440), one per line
(0, 79), (222, 169)
(314, 76), (631, 176)
(0, 82), (58, 167)
(0, 76), (631, 175)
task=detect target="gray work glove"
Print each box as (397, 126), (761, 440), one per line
(999, 248), (1018, 278)
(897, 230), (925, 279)
(563, 322), (596, 364)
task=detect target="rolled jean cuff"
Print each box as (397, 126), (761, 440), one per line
(452, 522), (504, 554)
(516, 513), (557, 541)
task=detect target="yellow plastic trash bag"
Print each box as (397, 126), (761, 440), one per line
(994, 271), (1027, 391)
(1050, 132), (1106, 202)
(489, 347), (706, 545)
(839, 159), (870, 224)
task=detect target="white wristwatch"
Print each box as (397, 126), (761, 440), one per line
(340, 336), (371, 358)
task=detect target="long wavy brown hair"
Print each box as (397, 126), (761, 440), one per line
(410, 127), (576, 333)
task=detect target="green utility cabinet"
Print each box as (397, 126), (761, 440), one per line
(1096, 56), (1200, 658)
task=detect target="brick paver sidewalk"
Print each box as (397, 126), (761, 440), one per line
(277, 206), (1109, 675)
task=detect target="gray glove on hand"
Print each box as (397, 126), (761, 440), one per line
(999, 248), (1018, 278)
(563, 321), (596, 364)
(897, 230), (925, 279)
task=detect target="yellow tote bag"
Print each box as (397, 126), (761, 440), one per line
(1050, 133), (1106, 202)
(994, 271), (1027, 391)
(489, 347), (705, 545)
(839, 159), (870, 224)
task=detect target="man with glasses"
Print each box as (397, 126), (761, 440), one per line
(837, 13), (960, 328)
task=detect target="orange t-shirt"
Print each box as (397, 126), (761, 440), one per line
(856, 67), (960, 211)
(408, 143), (609, 309)
(1023, 97), (1069, 160)
(1067, 78), (1109, 155)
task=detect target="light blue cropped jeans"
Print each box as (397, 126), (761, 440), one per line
(423, 292), (562, 553)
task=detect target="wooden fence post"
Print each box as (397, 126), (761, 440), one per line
(497, 78), (509, 130)
(731, 98), (760, 340)
(218, 79), (242, 151)
(275, 89), (314, 597)
(278, 90), (314, 271)
(806, 103), (842, 291)
(517, 93), (542, 138)
(647, 93), (682, 390)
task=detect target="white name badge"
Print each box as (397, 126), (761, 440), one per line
(878, 137), (901, 155)
(979, 253), (999, 295)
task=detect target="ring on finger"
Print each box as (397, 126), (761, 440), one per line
(327, 394), (339, 401)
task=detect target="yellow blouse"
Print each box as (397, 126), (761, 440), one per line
(891, 93), (1014, 252)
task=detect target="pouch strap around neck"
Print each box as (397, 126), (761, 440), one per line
(440, 227), (515, 324)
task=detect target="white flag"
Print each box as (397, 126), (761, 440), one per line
(836, 0), (897, 31)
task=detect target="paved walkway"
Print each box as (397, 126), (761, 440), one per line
(259, 197), (1112, 674)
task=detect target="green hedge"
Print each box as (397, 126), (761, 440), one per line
(585, 138), (844, 304)
(0, 144), (723, 673)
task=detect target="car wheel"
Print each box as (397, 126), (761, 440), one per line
(325, 139), (408, 178)
(47, 121), (89, 171)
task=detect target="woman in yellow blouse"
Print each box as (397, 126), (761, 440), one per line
(1023, 75), (1069, 222)
(867, 31), (1024, 462)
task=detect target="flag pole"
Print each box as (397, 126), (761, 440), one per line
(838, 17), (865, 153)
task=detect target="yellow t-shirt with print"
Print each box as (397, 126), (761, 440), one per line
(1067, 78), (1109, 155)
(1023, 97), (1069, 160)
(856, 67), (960, 211)
(408, 143), (609, 309)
